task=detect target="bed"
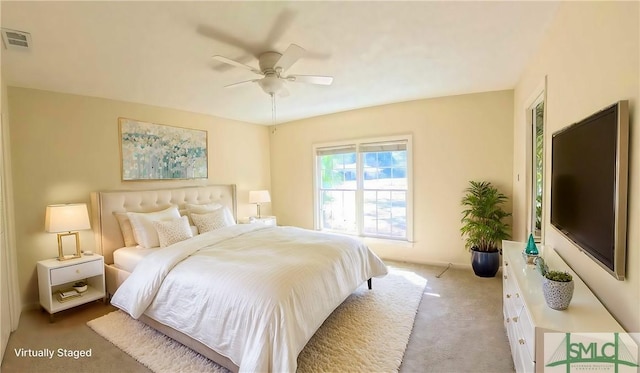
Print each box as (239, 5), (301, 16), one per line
(91, 185), (388, 373)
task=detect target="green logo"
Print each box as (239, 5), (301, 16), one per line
(546, 333), (638, 372)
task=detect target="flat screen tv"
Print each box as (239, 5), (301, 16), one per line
(550, 100), (629, 280)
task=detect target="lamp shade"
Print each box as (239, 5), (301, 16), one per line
(249, 190), (271, 204)
(45, 203), (91, 233)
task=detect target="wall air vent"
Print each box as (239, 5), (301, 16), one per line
(1, 28), (32, 50)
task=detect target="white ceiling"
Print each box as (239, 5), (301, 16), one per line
(1, 1), (559, 125)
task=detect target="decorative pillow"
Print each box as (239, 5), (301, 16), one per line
(127, 206), (181, 248)
(114, 212), (136, 247)
(191, 209), (229, 234)
(152, 216), (193, 248)
(184, 202), (222, 225)
(186, 202), (236, 226)
(185, 202), (223, 214)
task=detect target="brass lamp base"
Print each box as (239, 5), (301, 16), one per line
(56, 232), (82, 261)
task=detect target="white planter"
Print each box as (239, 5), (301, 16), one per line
(542, 278), (574, 310)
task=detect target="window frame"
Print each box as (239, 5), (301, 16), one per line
(531, 95), (544, 241)
(313, 134), (413, 242)
(525, 82), (546, 244)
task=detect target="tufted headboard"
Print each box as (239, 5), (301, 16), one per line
(90, 185), (237, 264)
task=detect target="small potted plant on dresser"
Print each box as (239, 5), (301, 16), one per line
(542, 270), (574, 310)
(460, 181), (512, 277)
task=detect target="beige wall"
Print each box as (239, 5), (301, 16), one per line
(270, 90), (514, 266)
(1, 64), (22, 357)
(0, 61), (14, 361)
(8, 87), (271, 309)
(513, 2), (639, 332)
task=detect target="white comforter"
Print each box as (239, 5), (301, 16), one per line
(111, 224), (388, 372)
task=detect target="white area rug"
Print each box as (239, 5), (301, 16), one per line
(87, 267), (426, 373)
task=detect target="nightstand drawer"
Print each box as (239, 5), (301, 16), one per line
(50, 259), (102, 286)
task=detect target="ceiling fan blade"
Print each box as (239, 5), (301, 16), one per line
(287, 75), (334, 85)
(213, 56), (262, 75)
(197, 24), (259, 56)
(275, 44), (305, 73)
(264, 9), (297, 49)
(224, 79), (259, 88)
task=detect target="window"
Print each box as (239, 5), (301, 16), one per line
(315, 136), (412, 240)
(530, 93), (544, 241)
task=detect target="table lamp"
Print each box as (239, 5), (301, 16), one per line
(45, 203), (91, 261)
(249, 190), (271, 219)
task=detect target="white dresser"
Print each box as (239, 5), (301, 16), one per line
(502, 240), (625, 372)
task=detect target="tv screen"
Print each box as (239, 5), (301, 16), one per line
(550, 100), (628, 280)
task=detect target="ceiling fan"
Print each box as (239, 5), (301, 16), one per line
(213, 44), (333, 97)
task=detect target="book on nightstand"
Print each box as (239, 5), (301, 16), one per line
(57, 289), (81, 302)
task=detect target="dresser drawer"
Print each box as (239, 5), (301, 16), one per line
(516, 307), (535, 361)
(50, 259), (102, 286)
(513, 337), (535, 373)
(503, 265), (524, 316)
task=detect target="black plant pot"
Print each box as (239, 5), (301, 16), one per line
(470, 248), (500, 277)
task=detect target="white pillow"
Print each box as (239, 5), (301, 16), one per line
(185, 202), (223, 214)
(191, 209), (230, 233)
(186, 203), (236, 226)
(184, 202), (221, 225)
(127, 206), (181, 248)
(114, 212), (136, 247)
(152, 216), (193, 248)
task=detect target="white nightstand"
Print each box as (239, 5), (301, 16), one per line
(37, 254), (106, 321)
(239, 216), (277, 226)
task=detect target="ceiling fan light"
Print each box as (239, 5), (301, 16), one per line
(258, 76), (283, 95)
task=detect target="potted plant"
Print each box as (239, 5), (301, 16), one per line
(460, 181), (511, 277)
(542, 270), (574, 310)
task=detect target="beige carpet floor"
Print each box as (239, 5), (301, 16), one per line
(87, 267), (426, 373)
(1, 260), (515, 373)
